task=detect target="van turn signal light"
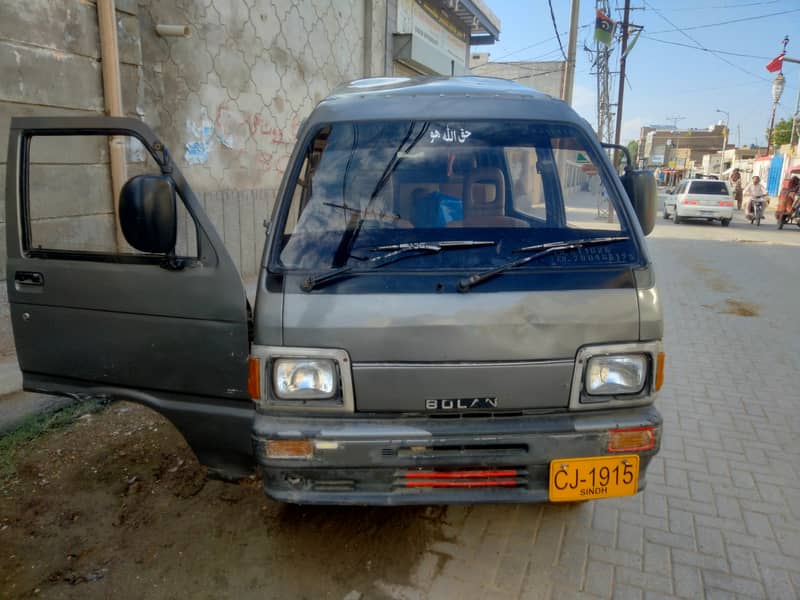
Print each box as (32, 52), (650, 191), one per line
(655, 352), (665, 391)
(265, 440), (314, 459)
(248, 356), (261, 400)
(608, 426), (655, 452)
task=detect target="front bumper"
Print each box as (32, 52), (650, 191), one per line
(252, 406), (662, 505)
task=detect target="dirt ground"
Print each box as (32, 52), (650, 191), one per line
(0, 402), (452, 600)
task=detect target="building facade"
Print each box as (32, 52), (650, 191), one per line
(639, 124), (727, 171)
(0, 0), (500, 355)
(468, 54), (565, 99)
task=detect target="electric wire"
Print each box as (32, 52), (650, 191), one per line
(491, 22), (592, 62)
(647, 8), (800, 35)
(641, 0), (771, 83)
(656, 0), (778, 10)
(640, 36), (772, 60)
(547, 0), (567, 61)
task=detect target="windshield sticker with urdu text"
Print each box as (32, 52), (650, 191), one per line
(429, 127), (471, 144)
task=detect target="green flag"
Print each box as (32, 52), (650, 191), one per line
(622, 25), (643, 59)
(594, 10), (615, 47)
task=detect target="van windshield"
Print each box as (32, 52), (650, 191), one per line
(278, 121), (638, 271)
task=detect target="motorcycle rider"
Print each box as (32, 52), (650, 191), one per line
(776, 175), (800, 225)
(743, 175), (768, 222)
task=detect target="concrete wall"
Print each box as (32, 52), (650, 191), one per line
(469, 60), (565, 99)
(0, 0), (141, 355)
(0, 0), (376, 356)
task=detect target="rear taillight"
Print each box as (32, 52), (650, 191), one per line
(719, 200), (733, 206)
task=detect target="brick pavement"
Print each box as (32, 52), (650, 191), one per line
(376, 214), (800, 600)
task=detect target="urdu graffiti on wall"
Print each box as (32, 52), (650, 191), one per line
(183, 101), (301, 175)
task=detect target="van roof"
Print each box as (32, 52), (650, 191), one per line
(329, 76), (553, 101)
(302, 76), (587, 134)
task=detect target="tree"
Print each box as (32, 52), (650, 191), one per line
(627, 140), (639, 165)
(767, 118), (793, 147)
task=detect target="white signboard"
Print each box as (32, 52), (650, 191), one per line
(398, 0), (467, 70)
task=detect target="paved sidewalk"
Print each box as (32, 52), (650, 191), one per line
(376, 218), (800, 599)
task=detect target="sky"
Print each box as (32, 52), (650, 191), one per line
(473, 0), (800, 147)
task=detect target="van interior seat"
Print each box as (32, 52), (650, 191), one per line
(447, 167), (528, 228)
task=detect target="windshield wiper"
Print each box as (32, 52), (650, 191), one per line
(331, 122), (429, 268)
(302, 240), (495, 292)
(457, 236), (630, 293)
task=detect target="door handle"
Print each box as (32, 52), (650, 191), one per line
(15, 271), (44, 287)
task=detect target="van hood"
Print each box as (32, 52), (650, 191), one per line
(281, 273), (640, 412)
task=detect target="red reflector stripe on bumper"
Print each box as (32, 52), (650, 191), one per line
(405, 469), (518, 479)
(405, 480), (518, 488)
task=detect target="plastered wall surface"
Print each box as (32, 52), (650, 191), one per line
(0, 0), (375, 355)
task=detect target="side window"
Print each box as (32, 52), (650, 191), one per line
(506, 147), (545, 220)
(26, 134), (197, 258)
(559, 151), (621, 231)
(510, 146), (622, 231)
(282, 127), (328, 237)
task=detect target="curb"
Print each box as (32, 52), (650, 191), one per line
(0, 357), (22, 397)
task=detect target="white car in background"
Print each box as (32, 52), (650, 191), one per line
(663, 179), (734, 226)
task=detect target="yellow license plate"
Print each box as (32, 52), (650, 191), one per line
(548, 455), (639, 502)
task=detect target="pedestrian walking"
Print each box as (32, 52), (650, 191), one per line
(730, 168), (743, 210)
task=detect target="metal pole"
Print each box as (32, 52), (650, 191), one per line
(790, 82), (800, 150)
(613, 0), (631, 148)
(720, 122), (727, 177)
(562, 0), (580, 105)
(768, 100), (778, 155)
(716, 109), (729, 177)
(97, 0), (127, 252)
(777, 56), (800, 150)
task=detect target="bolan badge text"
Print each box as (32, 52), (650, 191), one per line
(425, 397), (498, 410)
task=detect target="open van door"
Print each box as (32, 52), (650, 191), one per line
(5, 117), (253, 477)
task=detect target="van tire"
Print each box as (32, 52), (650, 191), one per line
(721, 218), (731, 227)
(663, 205), (670, 219)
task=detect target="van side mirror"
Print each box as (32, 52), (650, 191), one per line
(119, 174), (177, 253)
(622, 170), (657, 236)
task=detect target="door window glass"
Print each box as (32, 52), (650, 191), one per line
(26, 134), (197, 258)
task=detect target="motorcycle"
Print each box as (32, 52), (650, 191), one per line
(748, 196), (767, 226)
(777, 200), (800, 229)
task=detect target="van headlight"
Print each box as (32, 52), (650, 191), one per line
(273, 358), (337, 399)
(585, 354), (647, 396)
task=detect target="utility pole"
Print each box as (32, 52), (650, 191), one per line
(593, 0), (614, 144)
(562, 0), (580, 105)
(665, 115), (685, 129)
(613, 0), (631, 148)
(664, 115), (685, 173)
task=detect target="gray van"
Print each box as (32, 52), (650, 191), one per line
(5, 77), (663, 505)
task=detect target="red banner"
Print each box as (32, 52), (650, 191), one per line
(766, 52), (784, 73)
